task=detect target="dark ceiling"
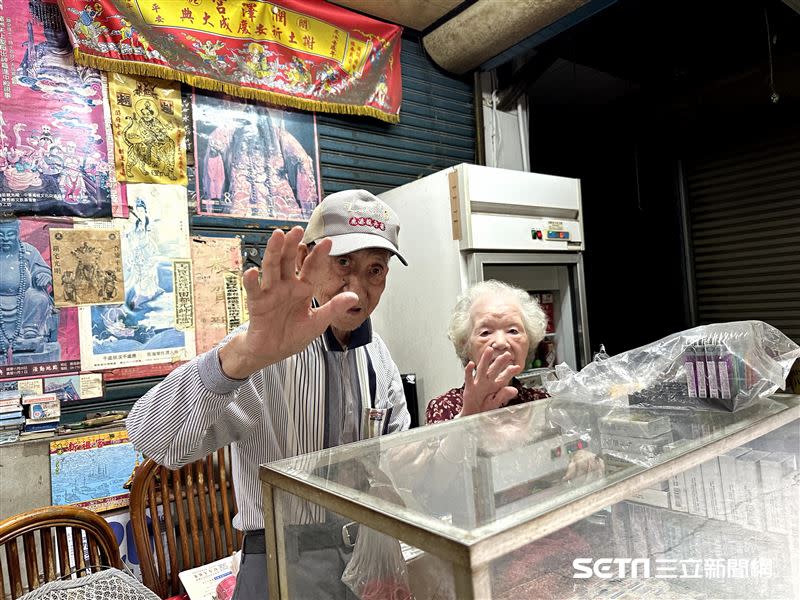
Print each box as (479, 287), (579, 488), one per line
(512, 0), (800, 112)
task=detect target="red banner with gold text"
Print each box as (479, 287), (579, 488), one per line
(56, 0), (402, 122)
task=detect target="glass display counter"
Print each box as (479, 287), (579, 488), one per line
(259, 394), (800, 599)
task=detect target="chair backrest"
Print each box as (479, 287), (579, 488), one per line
(0, 505), (122, 600)
(129, 448), (241, 599)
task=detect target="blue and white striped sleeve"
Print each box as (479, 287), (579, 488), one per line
(126, 325), (264, 469)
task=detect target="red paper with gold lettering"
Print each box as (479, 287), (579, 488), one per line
(56, 0), (402, 122)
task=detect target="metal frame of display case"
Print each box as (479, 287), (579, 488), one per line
(260, 394), (800, 599)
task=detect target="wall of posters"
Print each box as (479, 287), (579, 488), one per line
(49, 430), (142, 512)
(193, 91), (321, 220)
(0, 0), (348, 401)
(79, 184), (195, 371)
(0, 0), (114, 217)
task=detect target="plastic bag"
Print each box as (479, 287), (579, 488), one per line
(340, 525), (413, 600)
(544, 321), (799, 412)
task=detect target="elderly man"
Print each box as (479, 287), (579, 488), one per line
(127, 190), (411, 600)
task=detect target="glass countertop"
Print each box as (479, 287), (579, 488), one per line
(260, 394), (800, 549)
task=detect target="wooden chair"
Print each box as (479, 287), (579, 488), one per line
(0, 505), (122, 600)
(129, 448), (242, 599)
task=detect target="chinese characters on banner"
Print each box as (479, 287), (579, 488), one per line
(57, 0), (403, 122)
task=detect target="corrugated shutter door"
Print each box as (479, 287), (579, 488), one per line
(686, 132), (800, 342)
(317, 35), (475, 195)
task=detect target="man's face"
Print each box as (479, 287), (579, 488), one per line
(311, 248), (390, 334)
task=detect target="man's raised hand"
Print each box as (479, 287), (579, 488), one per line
(218, 227), (357, 379)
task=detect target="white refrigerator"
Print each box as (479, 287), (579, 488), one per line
(371, 163), (591, 423)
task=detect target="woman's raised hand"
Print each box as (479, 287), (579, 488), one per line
(460, 345), (523, 417)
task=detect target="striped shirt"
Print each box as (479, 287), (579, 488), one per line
(126, 319), (410, 531)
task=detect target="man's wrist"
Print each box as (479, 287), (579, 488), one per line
(218, 333), (263, 380)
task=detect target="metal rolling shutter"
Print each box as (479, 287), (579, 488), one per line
(317, 34), (476, 195)
(686, 132), (800, 342)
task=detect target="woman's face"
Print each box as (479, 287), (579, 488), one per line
(467, 295), (530, 370)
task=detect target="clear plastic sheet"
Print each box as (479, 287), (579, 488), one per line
(544, 321), (799, 413)
(542, 321), (799, 468)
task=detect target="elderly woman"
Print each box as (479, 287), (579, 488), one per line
(427, 280), (549, 424)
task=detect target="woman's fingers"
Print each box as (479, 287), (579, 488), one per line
(487, 353), (517, 383)
(475, 346), (493, 380)
(494, 386), (519, 408)
(495, 362), (523, 385)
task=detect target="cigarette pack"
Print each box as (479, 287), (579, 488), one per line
(685, 464), (708, 518)
(734, 449), (769, 531)
(600, 431), (674, 459)
(700, 457), (726, 520)
(629, 488), (670, 509)
(598, 410), (672, 438)
(758, 452), (797, 534)
(718, 446), (750, 524)
(684, 349), (698, 398)
(693, 344), (708, 398)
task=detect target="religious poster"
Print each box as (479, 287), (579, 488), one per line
(193, 91), (321, 220)
(0, 0), (114, 217)
(190, 236), (243, 354)
(49, 228), (124, 307)
(107, 72), (188, 185)
(78, 184), (195, 371)
(0, 218), (81, 380)
(50, 430), (142, 512)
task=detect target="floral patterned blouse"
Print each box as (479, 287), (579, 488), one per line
(426, 379), (549, 424)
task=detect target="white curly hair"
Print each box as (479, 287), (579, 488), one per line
(447, 280), (548, 366)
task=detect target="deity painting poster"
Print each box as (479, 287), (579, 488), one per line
(193, 91), (321, 221)
(0, 0), (113, 217)
(108, 72), (187, 185)
(49, 228), (124, 306)
(79, 184), (195, 371)
(0, 218), (81, 379)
